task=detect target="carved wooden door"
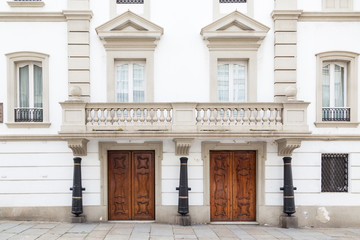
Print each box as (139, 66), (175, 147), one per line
(210, 151), (256, 221)
(108, 150), (155, 220)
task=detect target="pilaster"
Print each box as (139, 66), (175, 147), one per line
(273, 0), (301, 102)
(65, 0), (92, 101)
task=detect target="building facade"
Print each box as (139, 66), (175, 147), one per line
(0, 0), (359, 227)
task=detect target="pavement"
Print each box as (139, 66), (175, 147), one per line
(1, 221), (360, 240)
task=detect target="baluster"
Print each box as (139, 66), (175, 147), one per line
(255, 108), (262, 125)
(153, 108), (159, 124)
(209, 108), (215, 125)
(146, 108), (152, 125)
(276, 108), (282, 125)
(93, 108), (99, 125)
(106, 108), (113, 125)
(215, 108), (221, 125)
(203, 108), (209, 124)
(223, 108), (229, 125)
(159, 108), (165, 124)
(249, 108), (256, 125)
(269, 108), (275, 126)
(196, 108), (203, 125)
(166, 107), (172, 124)
(243, 108), (249, 125)
(236, 108), (242, 125)
(133, 108), (139, 123)
(100, 109), (106, 125)
(126, 108), (132, 123)
(262, 108), (269, 125)
(86, 109), (92, 125)
(119, 108), (125, 125)
(229, 107), (235, 125)
(139, 107), (145, 124)
(113, 108), (119, 125)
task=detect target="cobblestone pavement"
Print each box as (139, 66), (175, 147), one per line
(1, 221), (360, 240)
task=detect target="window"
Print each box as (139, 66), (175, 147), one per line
(321, 153), (348, 192)
(6, 52), (50, 128)
(117, 0), (143, 3)
(16, 62), (43, 122)
(115, 61), (145, 102)
(217, 61), (247, 102)
(322, 62), (350, 121)
(315, 51), (359, 127)
(322, 0), (353, 11)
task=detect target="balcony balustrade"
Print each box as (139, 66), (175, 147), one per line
(60, 101), (309, 134)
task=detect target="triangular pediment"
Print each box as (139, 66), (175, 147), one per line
(96, 10), (163, 41)
(201, 11), (269, 41)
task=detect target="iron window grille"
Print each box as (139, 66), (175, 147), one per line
(322, 107), (350, 121)
(219, 0), (246, 3)
(321, 153), (348, 192)
(117, 0), (144, 3)
(14, 108), (43, 122)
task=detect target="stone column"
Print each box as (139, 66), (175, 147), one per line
(64, 0), (92, 101)
(272, 0), (302, 102)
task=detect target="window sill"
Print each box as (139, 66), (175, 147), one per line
(314, 121), (360, 128)
(7, 1), (45, 7)
(6, 122), (51, 128)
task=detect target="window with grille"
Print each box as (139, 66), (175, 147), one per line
(117, 0), (144, 4)
(321, 153), (348, 192)
(219, 0), (246, 3)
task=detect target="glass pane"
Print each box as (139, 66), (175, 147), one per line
(34, 65), (43, 108)
(133, 64), (145, 102)
(233, 64), (246, 102)
(19, 65), (29, 108)
(334, 64), (345, 107)
(217, 64), (229, 102)
(322, 64), (330, 107)
(115, 64), (129, 102)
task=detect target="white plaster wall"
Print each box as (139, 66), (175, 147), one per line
(298, 0), (322, 11)
(0, 22), (68, 134)
(265, 141), (360, 206)
(297, 21), (360, 134)
(0, 141), (101, 207)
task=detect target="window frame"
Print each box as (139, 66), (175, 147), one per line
(322, 61), (347, 108)
(114, 60), (146, 103)
(217, 60), (248, 102)
(7, 0), (45, 7)
(6, 51), (50, 128)
(315, 51), (359, 128)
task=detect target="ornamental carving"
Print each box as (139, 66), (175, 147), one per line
(276, 139), (301, 156)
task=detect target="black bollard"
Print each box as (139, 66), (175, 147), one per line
(176, 157), (191, 215)
(70, 157), (86, 217)
(280, 157), (297, 216)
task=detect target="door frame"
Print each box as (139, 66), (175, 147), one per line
(99, 141), (163, 221)
(202, 141), (267, 222)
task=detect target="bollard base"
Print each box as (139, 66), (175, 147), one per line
(175, 214), (191, 226)
(280, 215), (298, 228)
(70, 215), (86, 223)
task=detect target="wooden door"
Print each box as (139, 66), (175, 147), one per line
(210, 151), (256, 221)
(108, 150), (155, 220)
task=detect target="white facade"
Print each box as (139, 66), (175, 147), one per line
(0, 0), (360, 227)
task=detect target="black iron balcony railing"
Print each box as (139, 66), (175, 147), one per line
(322, 107), (350, 121)
(15, 108), (43, 122)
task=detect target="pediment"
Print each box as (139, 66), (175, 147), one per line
(96, 10), (163, 41)
(201, 11), (269, 41)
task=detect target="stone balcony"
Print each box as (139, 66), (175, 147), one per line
(59, 101), (310, 136)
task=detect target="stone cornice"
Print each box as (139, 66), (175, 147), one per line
(7, 1), (44, 7)
(0, 12), (66, 22)
(62, 10), (93, 20)
(271, 10), (303, 20)
(67, 138), (89, 156)
(276, 138), (301, 156)
(299, 12), (360, 22)
(174, 138), (194, 156)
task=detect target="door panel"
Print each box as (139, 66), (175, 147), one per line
(108, 150), (155, 220)
(210, 151), (256, 221)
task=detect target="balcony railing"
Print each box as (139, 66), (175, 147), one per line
(60, 101), (309, 133)
(14, 108), (43, 122)
(322, 107), (350, 122)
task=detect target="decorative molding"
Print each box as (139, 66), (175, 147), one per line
(173, 138), (194, 156)
(271, 10), (303, 20)
(0, 12), (66, 22)
(62, 10), (93, 20)
(276, 138), (301, 156)
(314, 122), (360, 128)
(7, 1), (45, 7)
(5, 123), (51, 128)
(299, 12), (360, 22)
(67, 138), (89, 156)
